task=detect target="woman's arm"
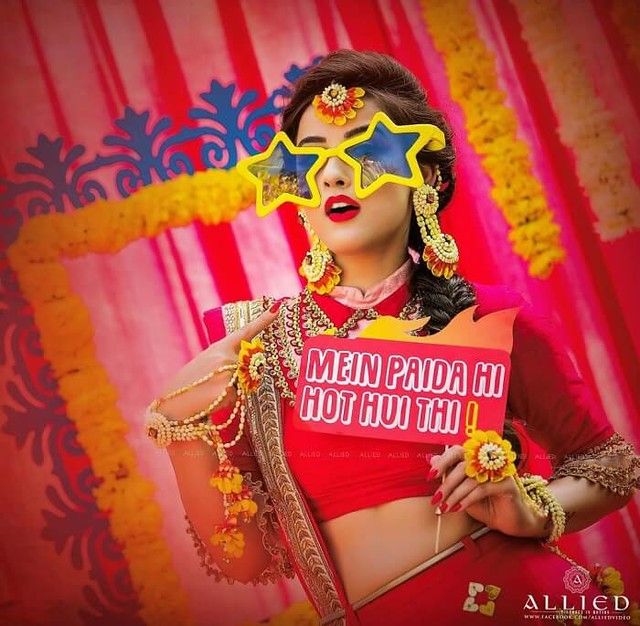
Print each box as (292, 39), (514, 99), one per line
(149, 307), (284, 583)
(166, 438), (273, 583)
(430, 290), (639, 539)
(532, 474), (633, 537)
(429, 444), (637, 539)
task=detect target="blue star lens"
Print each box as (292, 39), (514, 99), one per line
(345, 124), (419, 189)
(247, 143), (317, 204)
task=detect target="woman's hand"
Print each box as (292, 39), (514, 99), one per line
(428, 446), (549, 539)
(158, 300), (284, 420)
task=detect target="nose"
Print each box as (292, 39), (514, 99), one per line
(317, 155), (351, 191)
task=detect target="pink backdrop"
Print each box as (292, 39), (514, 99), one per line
(1, 1), (639, 625)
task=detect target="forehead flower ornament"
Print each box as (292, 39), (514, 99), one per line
(312, 81), (365, 126)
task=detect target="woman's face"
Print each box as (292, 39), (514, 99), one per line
(295, 99), (414, 258)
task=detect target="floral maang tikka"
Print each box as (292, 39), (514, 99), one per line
(312, 81), (365, 126)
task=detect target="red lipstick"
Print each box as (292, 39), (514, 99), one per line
(324, 194), (361, 222)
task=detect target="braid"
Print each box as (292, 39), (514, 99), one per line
(409, 265), (476, 333)
(408, 203), (475, 333)
(409, 260), (523, 462)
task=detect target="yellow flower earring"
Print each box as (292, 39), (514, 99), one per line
(413, 166), (459, 280)
(298, 211), (341, 294)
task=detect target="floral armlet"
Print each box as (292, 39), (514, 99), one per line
(550, 433), (640, 497)
(185, 472), (295, 585)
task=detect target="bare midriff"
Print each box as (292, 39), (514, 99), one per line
(319, 496), (484, 604)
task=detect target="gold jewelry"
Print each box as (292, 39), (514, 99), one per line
(262, 289), (421, 406)
(298, 211), (341, 294)
(144, 364), (238, 448)
(302, 287), (378, 337)
(144, 345), (269, 560)
(520, 474), (566, 543)
(312, 81), (365, 126)
(413, 167), (459, 280)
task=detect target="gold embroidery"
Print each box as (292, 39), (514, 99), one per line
(551, 433), (640, 496)
(184, 471), (294, 585)
(244, 472), (296, 581)
(221, 298), (272, 335)
(261, 290), (421, 408)
(246, 372), (346, 625)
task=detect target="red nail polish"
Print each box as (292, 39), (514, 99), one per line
(450, 503), (462, 513)
(439, 502), (449, 513)
(269, 300), (283, 314)
(427, 468), (438, 480)
(430, 491), (443, 506)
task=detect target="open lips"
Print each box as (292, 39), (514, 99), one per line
(324, 194), (361, 222)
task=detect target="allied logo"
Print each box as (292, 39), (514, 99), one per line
(563, 566), (591, 594)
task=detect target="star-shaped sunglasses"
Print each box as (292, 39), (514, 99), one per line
(236, 111), (446, 217)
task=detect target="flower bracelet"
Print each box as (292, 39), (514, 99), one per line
(463, 429), (566, 543)
(144, 336), (267, 560)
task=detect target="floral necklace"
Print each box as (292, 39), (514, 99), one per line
(262, 288), (422, 406)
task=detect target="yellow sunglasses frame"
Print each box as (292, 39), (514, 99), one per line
(237, 110), (446, 217)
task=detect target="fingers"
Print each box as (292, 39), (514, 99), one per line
(430, 460), (466, 510)
(441, 476), (515, 515)
(228, 299), (285, 349)
(428, 445), (464, 480)
(443, 477), (485, 513)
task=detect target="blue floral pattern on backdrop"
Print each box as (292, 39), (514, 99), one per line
(0, 57), (319, 625)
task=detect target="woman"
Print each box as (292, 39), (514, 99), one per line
(145, 51), (640, 625)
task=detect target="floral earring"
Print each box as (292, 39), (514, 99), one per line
(413, 166), (459, 279)
(297, 211), (342, 294)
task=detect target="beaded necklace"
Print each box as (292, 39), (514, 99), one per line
(262, 288), (422, 406)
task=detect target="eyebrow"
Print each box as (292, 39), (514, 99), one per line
(297, 124), (370, 146)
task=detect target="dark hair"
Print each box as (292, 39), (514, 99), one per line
(281, 49), (476, 332)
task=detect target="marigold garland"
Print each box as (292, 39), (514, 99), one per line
(420, 0), (566, 278)
(6, 167), (254, 626)
(514, 0), (640, 240)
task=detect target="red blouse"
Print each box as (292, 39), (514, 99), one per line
(203, 281), (614, 523)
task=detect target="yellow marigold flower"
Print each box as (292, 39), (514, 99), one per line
(237, 337), (266, 393)
(6, 165), (253, 626)
(463, 429), (517, 483)
(228, 497), (258, 519)
(210, 459), (244, 494)
(304, 261), (341, 294)
(211, 524), (245, 559)
(299, 241), (342, 295)
(593, 565), (625, 596)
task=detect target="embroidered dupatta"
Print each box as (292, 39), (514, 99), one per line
(203, 298), (355, 624)
(246, 372), (354, 625)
